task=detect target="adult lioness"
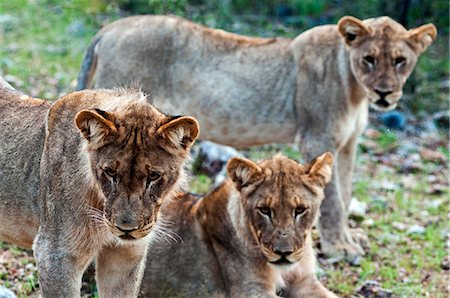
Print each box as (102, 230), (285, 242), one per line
(140, 153), (337, 298)
(0, 84), (199, 297)
(77, 15), (437, 260)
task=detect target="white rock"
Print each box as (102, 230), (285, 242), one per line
(361, 218), (375, 227)
(0, 286), (16, 298)
(407, 225), (426, 235)
(381, 180), (398, 191)
(426, 199), (443, 209)
(392, 221), (407, 231)
(348, 197), (367, 217)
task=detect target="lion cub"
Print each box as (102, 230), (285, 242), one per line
(140, 153), (337, 297)
(0, 85), (199, 297)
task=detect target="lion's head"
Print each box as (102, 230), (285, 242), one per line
(338, 16), (437, 111)
(227, 152), (333, 266)
(75, 91), (199, 241)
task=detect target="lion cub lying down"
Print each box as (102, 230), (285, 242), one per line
(0, 85), (199, 297)
(141, 153), (337, 297)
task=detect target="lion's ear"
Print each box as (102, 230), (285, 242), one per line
(157, 116), (199, 151)
(75, 108), (117, 144)
(408, 23), (437, 54)
(304, 152), (333, 189)
(337, 16), (370, 46)
(227, 157), (264, 191)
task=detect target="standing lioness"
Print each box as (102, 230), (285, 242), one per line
(0, 84), (199, 297)
(77, 15), (436, 260)
(140, 153), (336, 298)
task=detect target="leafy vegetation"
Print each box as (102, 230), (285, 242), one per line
(0, 1), (448, 297)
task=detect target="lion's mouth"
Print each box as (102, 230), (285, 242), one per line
(371, 98), (397, 111)
(270, 257), (293, 266)
(119, 233), (137, 241)
(375, 98), (390, 108)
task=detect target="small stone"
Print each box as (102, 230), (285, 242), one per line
(427, 184), (446, 195)
(326, 256), (344, 264)
(362, 218), (375, 227)
(0, 14), (18, 32)
(392, 221), (406, 231)
(360, 139), (378, 151)
(356, 280), (393, 297)
(349, 256), (362, 266)
(0, 286), (16, 298)
(439, 80), (450, 90)
(192, 141), (241, 179)
(407, 225), (426, 235)
(380, 180), (398, 191)
(400, 175), (416, 189)
(370, 196), (388, 210)
(441, 256), (450, 270)
(66, 20), (87, 37)
(433, 110), (449, 130)
(427, 199), (443, 209)
(348, 197), (367, 218)
(420, 148), (446, 163)
(364, 128), (381, 139)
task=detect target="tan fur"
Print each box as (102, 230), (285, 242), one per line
(140, 153), (337, 298)
(0, 84), (50, 249)
(0, 81), (199, 297)
(78, 15), (436, 259)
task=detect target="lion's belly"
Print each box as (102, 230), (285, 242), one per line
(151, 90), (297, 147)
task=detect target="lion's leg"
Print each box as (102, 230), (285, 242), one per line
(337, 133), (370, 252)
(284, 275), (338, 298)
(337, 134), (358, 208)
(318, 167), (364, 260)
(96, 240), (149, 297)
(34, 229), (93, 297)
(300, 141), (364, 261)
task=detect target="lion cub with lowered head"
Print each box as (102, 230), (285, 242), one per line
(140, 153), (336, 297)
(0, 84), (199, 297)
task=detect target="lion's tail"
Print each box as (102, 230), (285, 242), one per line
(76, 35), (101, 91)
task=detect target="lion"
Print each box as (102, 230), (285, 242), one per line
(76, 15), (437, 260)
(139, 152), (336, 298)
(0, 83), (199, 297)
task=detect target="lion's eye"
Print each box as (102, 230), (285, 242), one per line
(394, 56), (406, 66)
(146, 171), (161, 188)
(148, 171), (161, 181)
(295, 206), (308, 217)
(104, 168), (116, 178)
(258, 207), (271, 217)
(363, 55), (376, 65)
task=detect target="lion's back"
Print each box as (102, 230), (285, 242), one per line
(0, 89), (51, 248)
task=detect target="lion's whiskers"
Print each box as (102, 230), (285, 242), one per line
(150, 218), (182, 244)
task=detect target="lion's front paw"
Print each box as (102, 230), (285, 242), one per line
(320, 228), (366, 262)
(350, 227), (370, 253)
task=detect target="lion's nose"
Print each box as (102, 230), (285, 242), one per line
(273, 248), (294, 257)
(273, 238), (294, 257)
(374, 89), (393, 99)
(115, 214), (139, 232)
